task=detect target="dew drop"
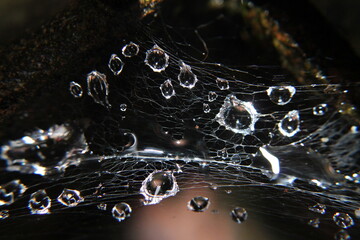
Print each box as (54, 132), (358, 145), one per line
(112, 202), (132, 222)
(0, 180), (27, 206)
(209, 183), (218, 191)
(231, 207), (248, 223)
(217, 148), (228, 159)
(208, 91), (218, 102)
(187, 196), (210, 212)
(57, 188), (84, 207)
(203, 103), (211, 113)
(266, 86), (296, 105)
(313, 103), (328, 116)
(278, 110), (300, 137)
(0, 210), (9, 220)
(333, 212), (354, 229)
(108, 54), (124, 75)
(140, 170), (179, 205)
(225, 189), (232, 194)
(216, 94), (259, 135)
(308, 203), (326, 214)
(120, 103), (127, 112)
(160, 79), (175, 99)
(308, 218), (320, 228)
(97, 203), (107, 211)
(144, 45), (169, 72)
(28, 189), (51, 214)
(216, 77), (229, 90)
(178, 62), (198, 89)
(69, 81), (83, 98)
(87, 71), (111, 108)
(122, 42), (139, 58)
(335, 230), (351, 240)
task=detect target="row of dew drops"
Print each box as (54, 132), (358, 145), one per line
(69, 41), (329, 138)
(0, 171), (358, 238)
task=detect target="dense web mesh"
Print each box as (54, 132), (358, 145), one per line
(0, 0), (359, 239)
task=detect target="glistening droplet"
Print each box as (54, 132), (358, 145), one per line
(112, 202), (132, 222)
(187, 196), (210, 212)
(144, 45), (169, 72)
(333, 212), (354, 229)
(203, 103), (211, 113)
(335, 230), (351, 240)
(69, 81), (83, 98)
(122, 42), (139, 58)
(208, 91), (218, 102)
(28, 189), (51, 214)
(120, 104), (127, 112)
(87, 71), (111, 108)
(308, 218), (320, 228)
(308, 203), (326, 214)
(313, 104), (328, 116)
(0, 210), (9, 220)
(178, 62), (198, 89)
(231, 207), (248, 223)
(57, 188), (84, 207)
(266, 86), (296, 105)
(140, 170), (179, 205)
(108, 54), (124, 75)
(278, 110), (300, 137)
(160, 79), (175, 99)
(216, 94), (259, 135)
(216, 77), (229, 90)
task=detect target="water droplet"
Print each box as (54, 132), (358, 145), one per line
(216, 94), (259, 135)
(313, 104), (328, 116)
(266, 86), (296, 105)
(231, 207), (248, 223)
(144, 45), (169, 72)
(87, 71), (111, 108)
(208, 91), (218, 102)
(57, 188), (84, 207)
(0, 210), (9, 220)
(178, 62), (198, 89)
(217, 148), (228, 159)
(278, 110), (300, 137)
(140, 170), (179, 205)
(308, 218), (320, 228)
(120, 103), (127, 112)
(333, 212), (354, 229)
(112, 202), (132, 222)
(203, 103), (211, 113)
(209, 183), (218, 191)
(309, 203), (326, 214)
(225, 189), (232, 194)
(122, 42), (139, 57)
(0, 180), (27, 206)
(28, 189), (51, 214)
(69, 81), (83, 98)
(187, 196), (210, 212)
(97, 203), (107, 211)
(108, 54), (124, 75)
(355, 208), (360, 218)
(160, 79), (175, 99)
(335, 230), (351, 240)
(216, 77), (229, 90)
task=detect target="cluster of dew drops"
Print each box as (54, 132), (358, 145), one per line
(1, 39), (357, 240)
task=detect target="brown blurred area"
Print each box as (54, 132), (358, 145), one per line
(0, 0), (72, 46)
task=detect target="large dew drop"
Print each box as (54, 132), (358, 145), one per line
(278, 110), (300, 137)
(216, 94), (259, 135)
(108, 54), (124, 76)
(160, 79), (175, 99)
(266, 86), (296, 105)
(28, 189), (51, 214)
(178, 62), (198, 89)
(57, 188), (84, 207)
(122, 42), (139, 58)
(144, 45), (169, 72)
(0, 180), (27, 206)
(231, 207), (248, 223)
(87, 71), (111, 108)
(112, 202), (132, 222)
(140, 170), (179, 205)
(69, 81), (83, 98)
(187, 196), (210, 212)
(333, 212), (354, 229)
